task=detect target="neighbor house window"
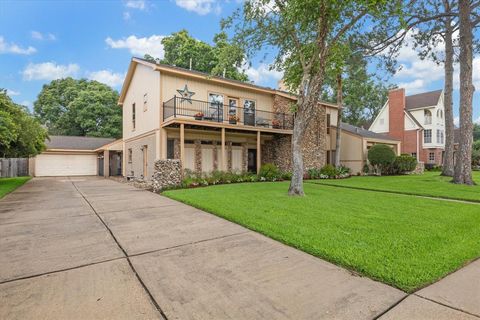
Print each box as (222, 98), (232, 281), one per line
(132, 103), (136, 130)
(143, 93), (148, 112)
(128, 148), (132, 163)
(411, 152), (417, 159)
(437, 129), (444, 144)
(326, 114), (331, 134)
(167, 139), (175, 159)
(429, 152), (435, 162)
(424, 110), (432, 125)
(424, 129), (432, 143)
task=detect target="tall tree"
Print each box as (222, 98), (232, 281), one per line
(144, 30), (248, 81)
(0, 89), (47, 157)
(34, 78), (122, 138)
(454, 0), (475, 185)
(334, 72), (343, 167)
(228, 0), (398, 196)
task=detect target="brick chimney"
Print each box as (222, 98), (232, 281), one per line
(388, 88), (405, 141)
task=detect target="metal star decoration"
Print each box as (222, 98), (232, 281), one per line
(177, 84), (195, 104)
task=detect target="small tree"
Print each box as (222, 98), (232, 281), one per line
(393, 154), (418, 174)
(368, 144), (396, 175)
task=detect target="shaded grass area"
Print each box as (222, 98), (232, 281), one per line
(0, 177), (31, 199)
(309, 171), (480, 202)
(164, 182), (480, 292)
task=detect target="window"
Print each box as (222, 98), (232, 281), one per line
(128, 148), (132, 163)
(437, 129), (444, 144)
(209, 93), (224, 120)
(437, 109), (443, 119)
(424, 129), (432, 143)
(228, 98), (238, 118)
(429, 152), (435, 162)
(132, 103), (136, 130)
(326, 114), (331, 134)
(424, 110), (432, 125)
(167, 139), (175, 159)
(411, 152), (417, 159)
(243, 99), (256, 126)
(143, 93), (148, 112)
(326, 150), (331, 164)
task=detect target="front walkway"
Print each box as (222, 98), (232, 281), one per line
(0, 177), (477, 319)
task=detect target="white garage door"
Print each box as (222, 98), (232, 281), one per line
(35, 153), (98, 176)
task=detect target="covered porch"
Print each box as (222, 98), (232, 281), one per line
(95, 139), (123, 178)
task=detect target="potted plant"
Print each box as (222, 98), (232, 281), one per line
(194, 112), (204, 120)
(229, 114), (240, 124)
(272, 119), (281, 129)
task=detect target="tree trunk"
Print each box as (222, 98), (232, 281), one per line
(334, 73), (343, 167)
(442, 10), (455, 177)
(454, 0), (474, 185)
(288, 110), (306, 196)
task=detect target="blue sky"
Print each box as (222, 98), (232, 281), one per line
(0, 0), (478, 123)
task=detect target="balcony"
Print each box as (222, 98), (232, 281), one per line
(163, 96), (293, 130)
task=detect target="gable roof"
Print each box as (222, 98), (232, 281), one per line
(405, 110), (423, 129)
(46, 136), (116, 151)
(340, 122), (400, 141)
(405, 89), (442, 110)
(118, 57), (338, 109)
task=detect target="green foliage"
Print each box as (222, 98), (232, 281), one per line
(34, 78), (121, 138)
(368, 144), (396, 174)
(0, 177), (31, 198)
(258, 163), (282, 180)
(391, 154), (417, 174)
(473, 140), (480, 166)
(307, 165), (351, 179)
(474, 124), (480, 142)
(145, 30), (248, 81)
(320, 164), (337, 177)
(0, 89), (47, 157)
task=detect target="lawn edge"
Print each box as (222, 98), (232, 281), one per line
(0, 176), (31, 199)
(306, 180), (480, 204)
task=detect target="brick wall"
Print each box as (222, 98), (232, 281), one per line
(388, 88), (406, 142)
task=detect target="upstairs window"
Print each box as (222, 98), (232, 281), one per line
(143, 93), (148, 112)
(326, 114), (331, 134)
(132, 103), (136, 130)
(424, 110), (432, 125)
(424, 129), (432, 143)
(437, 129), (444, 144)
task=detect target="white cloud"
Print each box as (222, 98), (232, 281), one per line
(175, 0), (221, 15)
(123, 11), (131, 20)
(31, 31), (56, 41)
(397, 79), (427, 94)
(22, 62), (80, 81)
(6, 89), (20, 96)
(454, 116), (459, 126)
(20, 100), (32, 108)
(125, 0), (146, 10)
(475, 116), (480, 124)
(105, 35), (165, 59)
(243, 63), (283, 86)
(0, 36), (36, 55)
(87, 70), (125, 87)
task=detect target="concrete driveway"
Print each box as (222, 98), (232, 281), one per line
(1, 177), (475, 319)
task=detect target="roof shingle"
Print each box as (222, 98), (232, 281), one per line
(46, 136), (116, 150)
(340, 122), (400, 141)
(405, 90), (442, 110)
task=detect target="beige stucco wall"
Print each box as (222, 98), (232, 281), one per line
(160, 72), (275, 115)
(123, 64), (161, 140)
(124, 134), (156, 180)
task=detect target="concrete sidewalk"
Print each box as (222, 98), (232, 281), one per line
(0, 177), (477, 319)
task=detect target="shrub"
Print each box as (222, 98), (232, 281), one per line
(363, 163), (370, 174)
(336, 165), (351, 175)
(368, 144), (396, 175)
(307, 168), (322, 179)
(259, 163), (282, 181)
(392, 154), (417, 174)
(320, 164), (337, 177)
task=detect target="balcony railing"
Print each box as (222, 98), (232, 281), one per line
(163, 96), (293, 130)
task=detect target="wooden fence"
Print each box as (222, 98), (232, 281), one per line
(0, 158), (29, 177)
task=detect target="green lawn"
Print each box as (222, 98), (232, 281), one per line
(0, 177), (31, 199)
(164, 182), (480, 292)
(309, 171), (480, 202)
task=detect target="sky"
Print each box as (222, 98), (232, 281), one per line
(0, 0), (478, 124)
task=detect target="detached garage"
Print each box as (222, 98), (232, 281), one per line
(33, 136), (116, 177)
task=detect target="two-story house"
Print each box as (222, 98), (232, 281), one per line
(369, 88), (445, 165)
(118, 57), (340, 180)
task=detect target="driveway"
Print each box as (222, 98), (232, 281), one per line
(0, 177), (475, 319)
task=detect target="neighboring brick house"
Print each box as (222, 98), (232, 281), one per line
(118, 57), (339, 180)
(369, 88), (445, 166)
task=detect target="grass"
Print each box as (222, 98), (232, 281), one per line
(309, 171), (480, 202)
(164, 182), (480, 292)
(0, 177), (31, 199)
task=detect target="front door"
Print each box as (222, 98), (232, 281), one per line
(142, 146), (148, 179)
(247, 149), (257, 173)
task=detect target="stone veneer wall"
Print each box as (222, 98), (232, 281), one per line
(194, 140), (202, 173)
(152, 159), (182, 192)
(268, 94), (328, 172)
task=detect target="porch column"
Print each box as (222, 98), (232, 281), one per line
(160, 127), (167, 159)
(103, 150), (109, 177)
(180, 123), (185, 171)
(221, 127), (226, 171)
(257, 131), (261, 174)
(155, 130), (161, 159)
